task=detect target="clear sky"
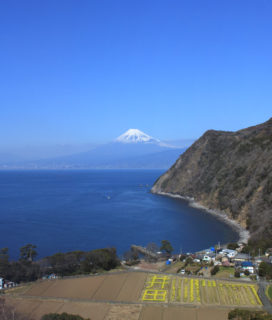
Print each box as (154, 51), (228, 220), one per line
(1, 0), (271, 148)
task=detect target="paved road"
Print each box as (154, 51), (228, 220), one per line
(258, 280), (272, 314)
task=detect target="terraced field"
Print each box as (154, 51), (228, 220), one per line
(141, 274), (262, 307)
(6, 271), (264, 320)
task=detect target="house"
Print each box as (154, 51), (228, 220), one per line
(233, 253), (250, 263)
(203, 255), (211, 262)
(221, 249), (238, 258)
(0, 278), (17, 290)
(241, 261), (254, 274)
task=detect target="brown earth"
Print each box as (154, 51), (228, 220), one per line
(5, 271), (264, 320)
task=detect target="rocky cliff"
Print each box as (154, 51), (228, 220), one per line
(152, 118), (272, 243)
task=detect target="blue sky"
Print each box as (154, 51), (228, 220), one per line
(0, 0), (271, 147)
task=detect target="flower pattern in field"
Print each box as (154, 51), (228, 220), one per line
(141, 275), (262, 307)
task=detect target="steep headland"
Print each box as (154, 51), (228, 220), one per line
(152, 118), (272, 245)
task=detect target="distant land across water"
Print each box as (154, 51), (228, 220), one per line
(0, 170), (239, 260)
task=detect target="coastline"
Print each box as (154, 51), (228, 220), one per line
(154, 191), (250, 244)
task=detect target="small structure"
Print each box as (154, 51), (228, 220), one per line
(241, 261), (254, 274)
(203, 255), (211, 262)
(233, 253), (250, 263)
(0, 278), (17, 289)
(221, 249), (238, 258)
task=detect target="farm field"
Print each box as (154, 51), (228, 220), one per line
(141, 274), (263, 307)
(5, 271), (264, 320)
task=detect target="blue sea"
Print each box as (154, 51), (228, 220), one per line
(0, 170), (239, 260)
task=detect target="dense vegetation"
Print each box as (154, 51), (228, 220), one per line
(0, 245), (120, 283)
(210, 265), (220, 275)
(152, 118), (272, 249)
(258, 262), (272, 280)
(41, 313), (89, 320)
(228, 308), (272, 319)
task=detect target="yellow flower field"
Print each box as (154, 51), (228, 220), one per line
(141, 274), (262, 307)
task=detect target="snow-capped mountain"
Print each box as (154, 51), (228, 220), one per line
(0, 129), (192, 169)
(116, 129), (160, 144)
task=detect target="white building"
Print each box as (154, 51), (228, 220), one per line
(0, 278), (3, 290)
(221, 249), (237, 258)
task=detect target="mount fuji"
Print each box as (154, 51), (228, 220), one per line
(1, 129), (189, 169)
(116, 129), (161, 144)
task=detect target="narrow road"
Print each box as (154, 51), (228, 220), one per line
(258, 280), (272, 314)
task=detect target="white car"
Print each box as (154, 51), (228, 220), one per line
(180, 269), (185, 275)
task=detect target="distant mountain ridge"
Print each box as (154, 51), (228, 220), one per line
(0, 129), (188, 169)
(152, 118), (272, 244)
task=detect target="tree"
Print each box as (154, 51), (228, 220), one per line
(160, 240), (173, 255)
(210, 265), (220, 276)
(258, 262), (272, 279)
(146, 242), (159, 254)
(20, 244), (37, 262)
(123, 249), (139, 262)
(234, 270), (240, 278)
(0, 248), (9, 278)
(227, 243), (239, 250)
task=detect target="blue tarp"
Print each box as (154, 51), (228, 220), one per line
(210, 247), (215, 252)
(241, 261), (253, 267)
(166, 260), (171, 265)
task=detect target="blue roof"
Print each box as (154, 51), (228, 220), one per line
(241, 261), (253, 267)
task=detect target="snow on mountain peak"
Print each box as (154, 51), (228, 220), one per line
(116, 129), (160, 144)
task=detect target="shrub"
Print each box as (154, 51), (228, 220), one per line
(210, 265), (220, 276)
(227, 243), (239, 250)
(244, 269), (250, 276)
(228, 308), (272, 319)
(258, 262), (272, 279)
(41, 313), (89, 320)
(234, 270), (240, 278)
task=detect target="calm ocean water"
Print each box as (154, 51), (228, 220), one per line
(0, 170), (239, 260)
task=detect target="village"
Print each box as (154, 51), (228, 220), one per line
(1, 242), (272, 320)
(124, 242), (272, 283)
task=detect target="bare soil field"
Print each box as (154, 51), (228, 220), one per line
(116, 272), (147, 302)
(59, 302), (110, 320)
(26, 276), (107, 299)
(27, 300), (64, 319)
(92, 273), (128, 301)
(5, 271), (264, 320)
(105, 304), (142, 320)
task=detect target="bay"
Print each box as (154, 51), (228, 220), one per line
(0, 170), (239, 260)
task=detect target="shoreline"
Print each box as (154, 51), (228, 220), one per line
(154, 191), (250, 244)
